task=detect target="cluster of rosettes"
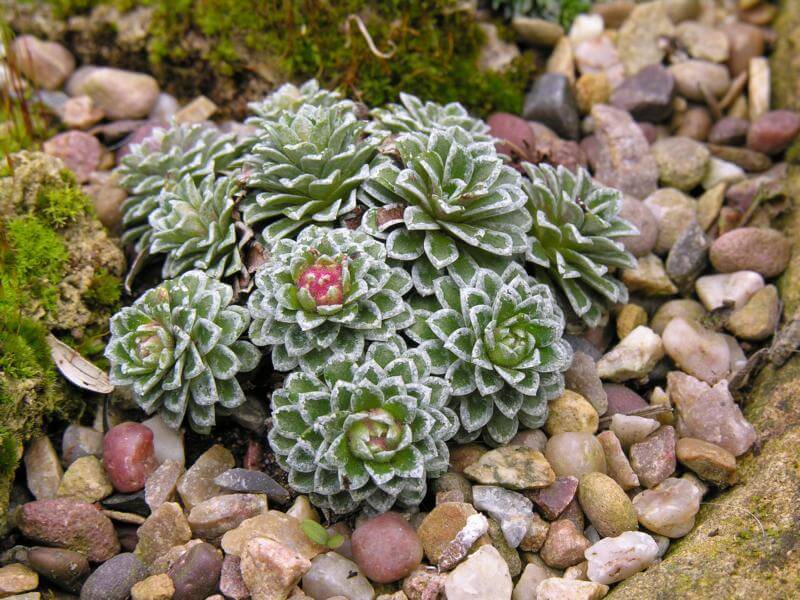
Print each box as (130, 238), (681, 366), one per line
(109, 80), (637, 514)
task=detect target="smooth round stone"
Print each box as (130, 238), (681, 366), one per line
(444, 546), (512, 600)
(66, 66), (159, 120)
(676, 438), (738, 487)
(509, 429), (548, 453)
(545, 391), (599, 436)
(585, 531), (659, 584)
(651, 136), (710, 191)
(695, 271), (764, 311)
(512, 16), (564, 46)
(578, 473), (638, 538)
(351, 512), (423, 583)
(167, 542), (223, 600)
(603, 384), (648, 416)
(0, 563), (38, 597)
(545, 433), (606, 479)
(632, 478), (702, 538)
(42, 131), (105, 183)
(727, 285), (780, 341)
(747, 110), (800, 155)
(28, 547), (90, 593)
(710, 227), (791, 278)
(187, 493), (269, 540)
(79, 553), (148, 600)
(668, 60), (731, 102)
(662, 318), (730, 384)
(618, 196), (657, 258)
(9, 35), (75, 89)
(103, 423), (157, 493)
(141, 415), (185, 466)
(650, 299), (706, 335)
(674, 106), (712, 141)
(709, 117), (750, 146)
(610, 415), (661, 449)
(302, 552), (374, 600)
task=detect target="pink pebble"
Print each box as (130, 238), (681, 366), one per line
(103, 422), (157, 493)
(351, 512), (423, 583)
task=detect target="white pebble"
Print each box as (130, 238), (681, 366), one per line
(585, 531), (660, 584)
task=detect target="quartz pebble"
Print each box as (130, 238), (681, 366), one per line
(239, 537), (311, 600)
(444, 545), (512, 600)
(727, 285), (780, 341)
(134, 502), (192, 565)
(585, 531), (659, 584)
(633, 477), (702, 537)
(67, 66), (159, 120)
(513, 561), (558, 600)
(103, 422), (157, 493)
(302, 552), (374, 600)
(669, 60), (730, 101)
(188, 493), (269, 540)
(144, 459), (184, 511)
(676, 438), (738, 486)
(24, 437), (63, 501)
(220, 510), (324, 561)
(177, 444), (234, 510)
(141, 415), (184, 466)
(662, 318), (731, 384)
(650, 299), (706, 335)
(695, 271), (764, 311)
(438, 513), (490, 570)
(61, 425), (104, 467)
(545, 391), (599, 435)
(621, 254), (678, 296)
(10, 35), (75, 89)
(351, 512), (423, 583)
(596, 431), (640, 490)
(418, 503), (484, 564)
(528, 476), (579, 520)
(464, 446), (555, 490)
(596, 326), (665, 382)
(629, 426), (677, 489)
(545, 433), (607, 479)
(540, 520), (591, 569)
(610, 414), (660, 449)
(537, 578), (609, 600)
(472, 486), (532, 548)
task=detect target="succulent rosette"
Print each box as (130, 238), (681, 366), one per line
(148, 174), (243, 279)
(408, 262), (572, 445)
(247, 226), (414, 373)
(246, 79), (351, 122)
(116, 122), (238, 249)
(368, 92), (492, 142)
(241, 102), (380, 242)
(359, 128), (531, 295)
(522, 163), (638, 327)
(105, 271), (260, 433)
(268, 335), (458, 514)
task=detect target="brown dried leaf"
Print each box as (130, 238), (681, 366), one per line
(47, 334), (114, 394)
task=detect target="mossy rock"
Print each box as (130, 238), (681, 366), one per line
(610, 5), (800, 595)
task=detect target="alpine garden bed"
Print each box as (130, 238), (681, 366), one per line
(1, 1), (799, 599)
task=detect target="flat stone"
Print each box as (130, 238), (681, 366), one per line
(545, 433), (607, 479)
(668, 372), (756, 456)
(464, 446), (555, 490)
(621, 254), (678, 296)
(564, 352), (608, 415)
(177, 444), (234, 510)
(512, 16), (564, 46)
(643, 188), (697, 255)
(675, 22), (729, 63)
(710, 227), (791, 278)
(239, 537), (311, 600)
(56, 455), (112, 504)
(61, 425), (103, 467)
(546, 37), (575, 83)
(540, 520), (590, 569)
(610, 414), (661, 449)
(749, 107), (799, 155)
(709, 117), (750, 146)
(585, 531), (659, 584)
(134, 502), (192, 566)
(101, 490), (149, 516)
(676, 437), (738, 487)
(219, 555), (248, 600)
(574, 36), (624, 88)
(9, 35), (75, 89)
(302, 552), (374, 600)
(603, 384), (648, 416)
(512, 560), (558, 600)
(695, 184), (725, 231)
(652, 136), (710, 191)
(629, 426), (677, 489)
(149, 540), (202, 576)
(62, 95), (105, 129)
(723, 22), (764, 76)
(167, 541), (222, 600)
(537, 578), (609, 600)
(523, 74), (580, 140)
(24, 437), (62, 501)
(596, 431), (640, 490)
(17, 499), (119, 562)
(220, 510), (325, 561)
(66, 66), (159, 120)
(144, 460), (184, 511)
(27, 547), (89, 594)
(727, 285), (780, 341)
(351, 512), (422, 583)
(702, 157), (745, 189)
(664, 221), (708, 292)
(591, 104), (658, 199)
(748, 57), (771, 123)
(706, 144), (771, 173)
(519, 513), (549, 553)
(0, 563), (38, 597)
(528, 476), (579, 521)
(610, 64), (675, 123)
(675, 106), (712, 141)
(173, 95), (217, 124)
(662, 318), (731, 384)
(444, 545), (512, 600)
(617, 196), (658, 258)
(472, 486), (532, 548)
(695, 271), (764, 311)
(576, 72), (612, 114)
(578, 473), (638, 538)
(632, 477), (702, 537)
(669, 60), (730, 102)
(188, 493), (269, 540)
(80, 553), (148, 600)
(617, 1), (674, 75)
(213, 468), (291, 503)
(527, 122), (588, 172)
(597, 326), (665, 382)
(616, 304), (648, 340)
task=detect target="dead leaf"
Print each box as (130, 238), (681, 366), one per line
(47, 334), (114, 394)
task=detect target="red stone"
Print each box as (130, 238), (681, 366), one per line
(103, 422), (157, 493)
(351, 512), (423, 583)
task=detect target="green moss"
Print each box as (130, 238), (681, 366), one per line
(36, 172), (95, 228)
(83, 267), (122, 310)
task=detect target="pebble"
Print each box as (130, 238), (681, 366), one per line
(144, 459), (184, 511)
(725, 162), (787, 212)
(603, 384), (648, 416)
(27, 547), (89, 593)
(527, 122), (588, 172)
(101, 490), (149, 516)
(351, 512), (422, 582)
(585, 531), (659, 584)
(220, 510), (325, 561)
(130, 573), (174, 600)
(545, 391), (599, 435)
(578, 473), (638, 538)
(675, 22), (729, 63)
(617, 196), (658, 258)
(632, 477), (702, 537)
(103, 422), (157, 493)
(596, 326), (665, 382)
(286, 495), (319, 523)
(212, 469), (287, 505)
(528, 476), (578, 520)
(621, 254), (678, 296)
(134, 502), (192, 565)
(545, 433), (606, 479)
(748, 57), (771, 123)
(546, 37), (575, 84)
(591, 104), (658, 199)
(668, 60), (731, 102)
(464, 446), (555, 490)
(723, 22), (764, 76)
(10, 35), (75, 90)
(512, 560), (557, 600)
(56, 455), (113, 504)
(574, 36), (624, 87)
(488, 113), (536, 163)
(141, 415), (184, 466)
(519, 513), (549, 552)
(62, 425), (103, 467)
(727, 284), (780, 341)
(667, 372), (756, 456)
(709, 117), (749, 146)
(219, 555), (249, 600)
(0, 564), (38, 597)
(616, 304), (647, 340)
(665, 221), (708, 292)
(444, 546), (512, 600)
(662, 318), (731, 384)
(512, 16), (564, 46)
(702, 157), (745, 189)
(62, 95), (104, 129)
(239, 537), (311, 600)
(576, 72), (612, 114)
(17, 499), (119, 562)
(523, 74), (580, 140)
(24, 437), (63, 501)
(188, 493), (268, 540)
(695, 271), (764, 311)
(537, 578), (609, 600)
(439, 513), (490, 569)
(610, 65), (675, 123)
(596, 431), (640, 490)
(418, 503), (484, 564)
(629, 426), (677, 489)
(706, 144), (771, 173)
(403, 566), (445, 600)
(509, 429), (548, 454)
(177, 444), (234, 510)
(67, 66), (160, 120)
(569, 14), (604, 46)
(478, 23), (520, 72)
(471, 486), (530, 548)
(540, 520), (590, 569)
(173, 95), (218, 124)
(42, 131), (105, 184)
(643, 188), (697, 255)
(617, 1), (674, 75)
(486, 517), (523, 577)
(79, 553), (148, 600)
(695, 184), (725, 231)
(651, 136), (710, 191)
(302, 552), (374, 600)
(710, 227), (791, 278)
(675, 106), (712, 141)
(610, 414), (661, 449)
(167, 542), (222, 600)
(676, 438), (738, 487)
